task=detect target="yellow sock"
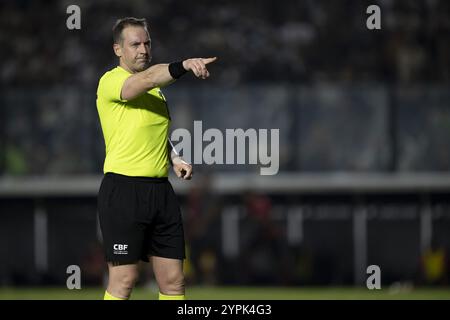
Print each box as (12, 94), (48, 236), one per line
(104, 290), (127, 300)
(159, 292), (185, 300)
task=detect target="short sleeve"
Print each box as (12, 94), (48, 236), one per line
(97, 68), (131, 102)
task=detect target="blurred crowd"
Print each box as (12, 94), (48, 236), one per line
(1, 0), (450, 86)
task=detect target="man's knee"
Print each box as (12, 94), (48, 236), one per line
(116, 272), (138, 288)
(108, 269), (139, 297)
(158, 270), (185, 294)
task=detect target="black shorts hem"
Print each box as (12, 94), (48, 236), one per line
(147, 251), (186, 260)
(106, 259), (141, 266)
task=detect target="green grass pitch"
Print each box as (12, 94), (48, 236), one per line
(0, 286), (449, 300)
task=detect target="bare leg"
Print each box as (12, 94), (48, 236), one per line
(106, 263), (139, 299)
(151, 256), (185, 296)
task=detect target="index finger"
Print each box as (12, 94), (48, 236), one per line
(202, 57), (218, 65)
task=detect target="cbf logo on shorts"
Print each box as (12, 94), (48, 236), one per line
(113, 244), (128, 255)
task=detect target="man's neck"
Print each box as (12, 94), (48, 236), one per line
(119, 61), (134, 74)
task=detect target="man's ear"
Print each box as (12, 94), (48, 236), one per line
(113, 43), (122, 58)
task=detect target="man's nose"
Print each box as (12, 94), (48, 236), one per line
(138, 43), (149, 54)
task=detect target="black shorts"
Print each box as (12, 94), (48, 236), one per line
(97, 172), (185, 265)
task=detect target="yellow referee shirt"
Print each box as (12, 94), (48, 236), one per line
(96, 66), (170, 177)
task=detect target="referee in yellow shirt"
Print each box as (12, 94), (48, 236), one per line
(96, 17), (216, 300)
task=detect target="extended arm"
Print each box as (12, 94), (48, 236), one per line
(121, 57), (217, 101)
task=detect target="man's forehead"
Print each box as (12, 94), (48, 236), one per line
(122, 26), (150, 42)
